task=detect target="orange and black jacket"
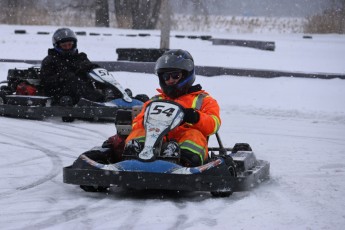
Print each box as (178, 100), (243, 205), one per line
(126, 84), (221, 144)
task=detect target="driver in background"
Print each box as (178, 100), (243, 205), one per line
(124, 49), (221, 167)
(40, 28), (107, 105)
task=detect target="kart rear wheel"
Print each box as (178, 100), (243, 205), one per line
(0, 91), (7, 105)
(232, 143), (252, 153)
(0, 96), (5, 105)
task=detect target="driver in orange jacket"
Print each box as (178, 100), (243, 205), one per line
(124, 49), (221, 167)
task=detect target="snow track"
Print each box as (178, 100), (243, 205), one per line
(0, 106), (344, 229)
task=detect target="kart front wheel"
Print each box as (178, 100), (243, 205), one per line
(80, 185), (109, 193)
(211, 190), (233, 197)
(62, 117), (75, 122)
(211, 156), (236, 197)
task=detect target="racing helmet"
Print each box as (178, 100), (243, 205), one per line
(155, 49), (195, 98)
(52, 28), (77, 54)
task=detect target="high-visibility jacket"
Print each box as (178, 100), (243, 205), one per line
(126, 86), (221, 164)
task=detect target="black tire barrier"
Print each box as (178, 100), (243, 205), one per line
(303, 35), (313, 39)
(14, 30), (26, 34)
(13, 29), (211, 42)
(175, 35), (212, 40)
(75, 31), (87, 36)
(187, 35), (198, 39)
(138, 33), (150, 37)
(200, 35), (212, 40)
(116, 48), (168, 62)
(1, 58), (344, 79)
(37, 32), (50, 35)
(212, 38), (275, 51)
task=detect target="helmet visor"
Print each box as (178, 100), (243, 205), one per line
(159, 70), (183, 81)
(59, 41), (74, 50)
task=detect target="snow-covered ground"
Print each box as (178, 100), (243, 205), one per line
(0, 25), (345, 230)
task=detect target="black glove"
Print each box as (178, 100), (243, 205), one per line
(102, 139), (112, 148)
(184, 108), (200, 124)
(134, 94), (150, 102)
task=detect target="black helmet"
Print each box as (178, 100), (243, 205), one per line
(155, 49), (195, 98)
(52, 28), (77, 54)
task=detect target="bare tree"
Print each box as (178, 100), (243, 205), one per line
(114, 0), (132, 28)
(95, 0), (109, 27)
(4, 0), (19, 24)
(114, 0), (161, 29)
(304, 0), (345, 33)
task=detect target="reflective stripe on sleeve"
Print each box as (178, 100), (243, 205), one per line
(192, 93), (208, 110)
(210, 115), (221, 135)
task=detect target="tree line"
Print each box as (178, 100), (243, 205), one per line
(0, 0), (204, 29)
(0, 0), (344, 33)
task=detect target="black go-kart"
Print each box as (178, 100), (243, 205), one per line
(63, 100), (270, 197)
(0, 67), (147, 122)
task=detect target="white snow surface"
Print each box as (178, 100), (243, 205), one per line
(0, 25), (345, 230)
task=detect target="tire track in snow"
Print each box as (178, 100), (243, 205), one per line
(0, 119), (108, 197)
(0, 132), (63, 197)
(21, 205), (92, 230)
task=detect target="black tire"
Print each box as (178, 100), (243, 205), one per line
(134, 94), (150, 103)
(78, 151), (110, 193)
(0, 85), (12, 93)
(211, 155), (236, 197)
(232, 143), (252, 153)
(62, 116), (75, 122)
(0, 92), (6, 105)
(211, 191), (233, 197)
(59, 96), (75, 122)
(80, 185), (109, 193)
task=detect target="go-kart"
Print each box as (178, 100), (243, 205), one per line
(63, 100), (270, 197)
(0, 67), (147, 121)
